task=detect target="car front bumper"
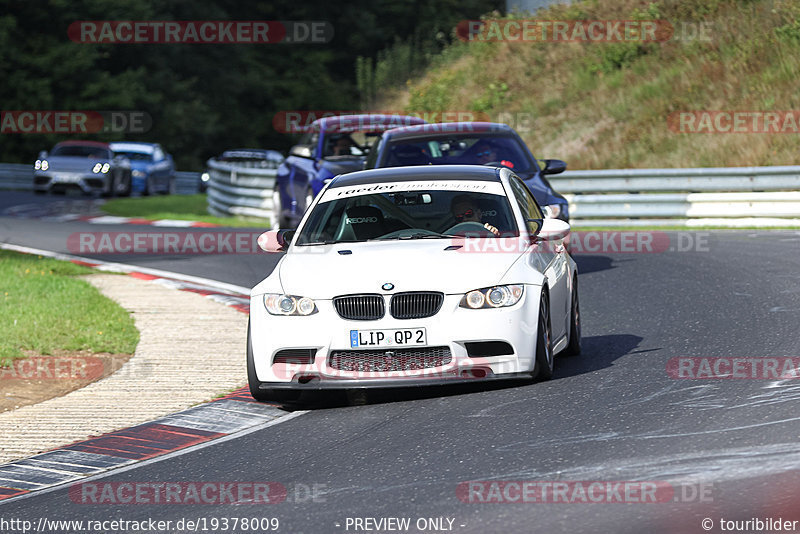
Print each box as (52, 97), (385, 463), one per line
(34, 171), (109, 193)
(249, 290), (542, 389)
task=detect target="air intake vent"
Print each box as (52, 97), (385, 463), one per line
(333, 294), (385, 320)
(329, 346), (452, 372)
(390, 292), (444, 319)
(273, 349), (316, 365)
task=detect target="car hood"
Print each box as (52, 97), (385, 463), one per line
(320, 157), (366, 176)
(266, 239), (526, 299)
(128, 160), (154, 171)
(40, 156), (110, 173)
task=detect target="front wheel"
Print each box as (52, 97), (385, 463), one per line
(114, 170), (131, 197)
(533, 290), (554, 380)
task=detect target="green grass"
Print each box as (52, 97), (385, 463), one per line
(102, 195), (270, 228)
(0, 251), (139, 366)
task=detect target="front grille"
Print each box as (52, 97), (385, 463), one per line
(329, 346), (452, 372)
(333, 294), (385, 320)
(390, 292), (444, 319)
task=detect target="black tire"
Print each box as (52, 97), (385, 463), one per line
(34, 189), (46, 195)
(533, 290), (554, 380)
(562, 275), (581, 356)
(142, 176), (150, 196)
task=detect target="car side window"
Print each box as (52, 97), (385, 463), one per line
(509, 176), (543, 234)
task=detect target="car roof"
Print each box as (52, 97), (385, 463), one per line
(109, 142), (156, 153)
(381, 122), (515, 141)
(54, 140), (110, 148)
(309, 114), (427, 133)
(328, 164), (503, 188)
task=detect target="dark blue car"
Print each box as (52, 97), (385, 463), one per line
(272, 114), (427, 228)
(109, 142), (175, 195)
(364, 122), (570, 221)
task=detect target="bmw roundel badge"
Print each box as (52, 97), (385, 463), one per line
(382, 283), (395, 291)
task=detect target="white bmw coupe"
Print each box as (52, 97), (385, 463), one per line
(249, 165), (580, 400)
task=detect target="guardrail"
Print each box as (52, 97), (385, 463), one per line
(0, 163), (200, 195)
(549, 166), (800, 227)
(204, 158), (279, 221)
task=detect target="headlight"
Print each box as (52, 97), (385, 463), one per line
(101, 163), (110, 174)
(201, 172), (210, 183)
(460, 285), (524, 309)
(263, 294), (317, 316)
(92, 163), (102, 173)
(132, 170), (145, 178)
(34, 160), (41, 170)
(39, 160), (49, 171)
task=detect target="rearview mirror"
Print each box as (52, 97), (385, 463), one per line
(289, 145), (313, 159)
(541, 159), (566, 175)
(257, 229), (295, 253)
(535, 218), (570, 242)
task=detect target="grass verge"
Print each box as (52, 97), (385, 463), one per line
(0, 250), (139, 366)
(102, 195), (270, 228)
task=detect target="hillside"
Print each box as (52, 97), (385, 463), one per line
(377, 0), (800, 169)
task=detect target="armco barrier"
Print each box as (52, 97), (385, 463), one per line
(0, 163), (199, 195)
(204, 158), (279, 221)
(549, 166), (800, 227)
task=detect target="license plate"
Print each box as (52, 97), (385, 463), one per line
(53, 173), (79, 183)
(350, 328), (426, 348)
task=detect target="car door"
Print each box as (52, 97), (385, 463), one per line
(509, 175), (569, 341)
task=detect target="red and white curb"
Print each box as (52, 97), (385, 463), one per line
(0, 243), (301, 504)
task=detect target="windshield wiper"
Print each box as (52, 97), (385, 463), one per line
(397, 232), (460, 240)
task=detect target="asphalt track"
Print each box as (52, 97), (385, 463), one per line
(2, 191), (800, 533)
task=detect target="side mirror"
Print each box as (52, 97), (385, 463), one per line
(541, 159), (566, 175)
(535, 217), (571, 242)
(39, 151), (48, 159)
(289, 144), (313, 159)
(257, 229), (295, 253)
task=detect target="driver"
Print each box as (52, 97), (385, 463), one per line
(331, 135), (355, 156)
(450, 195), (500, 236)
(474, 142), (498, 165)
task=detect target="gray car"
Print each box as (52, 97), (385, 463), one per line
(34, 140), (132, 196)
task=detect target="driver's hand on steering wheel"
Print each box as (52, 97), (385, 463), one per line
(484, 223), (500, 236)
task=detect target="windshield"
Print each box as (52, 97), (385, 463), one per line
(51, 145), (111, 159)
(295, 181), (518, 245)
(114, 151), (153, 161)
(381, 135), (533, 173)
(322, 131), (372, 158)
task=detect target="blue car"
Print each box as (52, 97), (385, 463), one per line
(365, 122), (570, 221)
(272, 114), (427, 229)
(109, 142), (175, 195)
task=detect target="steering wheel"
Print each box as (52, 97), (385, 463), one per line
(446, 221), (496, 237)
